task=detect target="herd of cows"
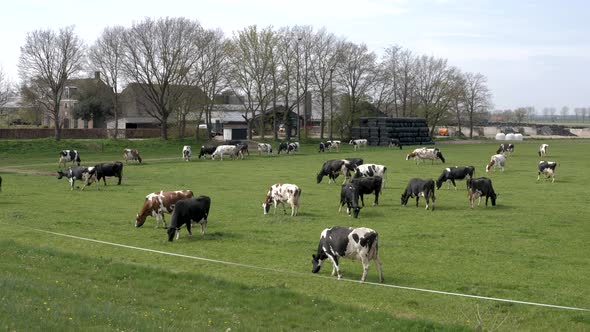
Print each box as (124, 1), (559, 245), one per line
(48, 139), (558, 283)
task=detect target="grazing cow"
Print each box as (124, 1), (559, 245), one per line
(167, 196), (211, 242)
(182, 145), (192, 161)
(436, 166), (475, 190)
(467, 177), (497, 208)
(57, 166), (96, 190)
(350, 176), (382, 206)
(349, 139), (367, 151)
(287, 142), (299, 154)
(277, 142), (289, 154)
(326, 140), (341, 152)
(317, 159), (353, 184)
(319, 142), (326, 153)
(135, 190), (194, 228)
(198, 145), (217, 159)
(339, 183), (362, 218)
(92, 162), (123, 189)
(211, 145), (240, 160)
(258, 143), (273, 155)
(405, 147), (445, 164)
(58, 150), (81, 168)
(538, 144), (549, 157)
(311, 226), (384, 283)
(400, 178), (436, 210)
(353, 164), (387, 188)
(235, 143), (249, 158)
(496, 143), (514, 155)
(485, 154), (507, 172)
(538, 161), (557, 183)
(262, 183), (301, 216)
(389, 138), (402, 149)
(123, 148), (142, 163)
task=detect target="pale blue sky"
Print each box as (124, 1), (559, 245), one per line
(1, 0), (588, 112)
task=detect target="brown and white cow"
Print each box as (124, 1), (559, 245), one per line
(262, 183), (301, 216)
(135, 190), (194, 228)
(123, 148), (142, 163)
(485, 154), (507, 172)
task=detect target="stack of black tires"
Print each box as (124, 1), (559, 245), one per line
(351, 117), (434, 146)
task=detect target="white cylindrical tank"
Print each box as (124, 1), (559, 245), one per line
(514, 133), (523, 141)
(495, 133), (506, 140)
(505, 133), (515, 140)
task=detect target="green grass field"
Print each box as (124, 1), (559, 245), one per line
(1, 138), (589, 331)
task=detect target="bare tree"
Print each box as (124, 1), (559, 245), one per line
(514, 107), (528, 123)
(449, 70), (466, 137)
(336, 42), (376, 138)
(89, 26), (125, 139)
(18, 26), (85, 140)
(414, 55), (456, 136)
(226, 25), (275, 140)
(275, 27), (299, 140)
(560, 106), (569, 120)
(309, 28), (341, 139)
(120, 17), (200, 140)
(0, 66), (11, 109)
(463, 72), (492, 138)
(191, 28), (228, 140)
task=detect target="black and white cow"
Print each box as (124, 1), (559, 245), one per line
(58, 150), (81, 168)
(287, 142), (299, 154)
(198, 145), (217, 159)
(353, 164), (387, 188)
(388, 138), (402, 149)
(538, 144), (549, 157)
(349, 139), (367, 151)
(311, 226), (384, 283)
(182, 145), (192, 161)
(92, 162), (123, 188)
(326, 140), (341, 152)
(235, 143), (249, 158)
(339, 183), (361, 218)
(496, 143), (514, 155)
(319, 142), (326, 153)
(467, 177), (497, 208)
(317, 159), (350, 184)
(435, 166), (475, 190)
(350, 176), (382, 206)
(57, 166), (96, 190)
(277, 142), (289, 154)
(262, 183), (301, 216)
(400, 178), (436, 210)
(537, 161), (557, 183)
(167, 196), (211, 242)
(257, 143), (273, 155)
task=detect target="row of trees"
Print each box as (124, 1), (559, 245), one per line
(15, 17), (494, 140)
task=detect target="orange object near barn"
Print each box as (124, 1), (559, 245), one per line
(438, 128), (449, 136)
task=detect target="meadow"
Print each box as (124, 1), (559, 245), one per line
(0, 138), (589, 331)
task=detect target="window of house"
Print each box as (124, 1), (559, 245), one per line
(73, 118), (78, 128)
(84, 119), (88, 129)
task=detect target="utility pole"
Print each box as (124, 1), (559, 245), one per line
(295, 36), (302, 141)
(329, 67), (334, 140)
